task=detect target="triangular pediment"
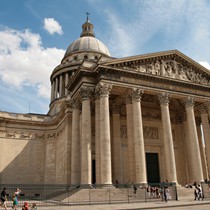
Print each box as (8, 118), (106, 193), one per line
(99, 50), (210, 86)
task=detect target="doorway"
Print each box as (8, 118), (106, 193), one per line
(146, 153), (160, 183)
(92, 159), (96, 184)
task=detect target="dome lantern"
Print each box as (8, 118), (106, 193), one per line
(63, 14), (111, 59)
(80, 12), (95, 38)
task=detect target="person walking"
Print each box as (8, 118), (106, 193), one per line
(0, 187), (8, 210)
(31, 203), (37, 210)
(22, 201), (29, 210)
(197, 184), (203, 201)
(12, 188), (21, 209)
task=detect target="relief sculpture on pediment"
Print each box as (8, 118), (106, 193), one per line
(117, 58), (210, 85)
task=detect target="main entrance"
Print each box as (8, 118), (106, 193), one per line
(146, 153), (160, 183)
(92, 159), (96, 184)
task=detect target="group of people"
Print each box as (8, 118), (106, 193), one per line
(0, 187), (37, 210)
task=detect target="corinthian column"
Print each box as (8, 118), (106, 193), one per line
(97, 83), (112, 185)
(65, 73), (69, 95)
(71, 99), (81, 185)
(80, 87), (93, 185)
(132, 88), (147, 184)
(126, 93), (136, 183)
(94, 91), (101, 184)
(112, 104), (122, 183)
(59, 74), (63, 97)
(158, 93), (177, 183)
(199, 105), (210, 179)
(183, 97), (204, 182)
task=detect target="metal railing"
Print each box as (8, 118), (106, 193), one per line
(0, 183), (177, 207)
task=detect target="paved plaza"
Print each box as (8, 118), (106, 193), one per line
(32, 199), (210, 210)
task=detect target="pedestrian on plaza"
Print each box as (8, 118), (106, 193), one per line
(0, 187), (8, 210)
(132, 184), (137, 194)
(194, 185), (199, 200)
(31, 203), (37, 210)
(12, 188), (21, 209)
(163, 186), (170, 202)
(22, 201), (29, 210)
(115, 179), (119, 188)
(197, 184), (203, 201)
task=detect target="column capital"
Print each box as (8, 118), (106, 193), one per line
(198, 104), (208, 114)
(95, 83), (112, 97)
(80, 86), (93, 100)
(183, 97), (195, 108)
(70, 98), (81, 110)
(125, 92), (133, 104)
(175, 112), (187, 123)
(94, 90), (100, 101)
(158, 92), (170, 105)
(204, 101), (210, 110)
(111, 103), (120, 114)
(195, 116), (201, 126)
(132, 88), (144, 101)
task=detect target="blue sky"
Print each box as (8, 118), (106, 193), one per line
(0, 0), (210, 114)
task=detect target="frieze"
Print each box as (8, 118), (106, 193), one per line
(1, 130), (45, 140)
(20, 132), (32, 139)
(143, 126), (159, 139)
(120, 125), (127, 139)
(35, 133), (45, 139)
(57, 125), (65, 137)
(112, 58), (210, 86)
(142, 112), (161, 121)
(47, 133), (56, 139)
(110, 74), (210, 97)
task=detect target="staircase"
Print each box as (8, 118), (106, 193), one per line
(176, 185), (194, 200)
(53, 187), (146, 205)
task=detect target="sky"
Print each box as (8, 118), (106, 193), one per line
(0, 0), (210, 114)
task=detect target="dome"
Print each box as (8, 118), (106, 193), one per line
(64, 36), (111, 58)
(63, 16), (111, 59)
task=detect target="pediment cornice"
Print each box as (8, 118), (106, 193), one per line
(97, 50), (210, 86)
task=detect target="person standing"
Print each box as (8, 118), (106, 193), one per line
(197, 184), (203, 201)
(0, 187), (8, 210)
(12, 188), (21, 209)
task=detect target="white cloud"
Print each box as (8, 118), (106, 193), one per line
(0, 27), (65, 99)
(43, 18), (63, 35)
(199, 61), (210, 70)
(91, 0), (210, 65)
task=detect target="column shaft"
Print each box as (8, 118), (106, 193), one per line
(132, 89), (147, 184)
(80, 89), (92, 185)
(197, 123), (208, 180)
(126, 95), (136, 183)
(159, 93), (177, 183)
(59, 74), (63, 97)
(65, 73), (69, 95)
(55, 77), (58, 99)
(112, 105), (122, 183)
(95, 97), (101, 184)
(71, 100), (80, 184)
(200, 111), (210, 179)
(99, 84), (112, 185)
(185, 97), (203, 182)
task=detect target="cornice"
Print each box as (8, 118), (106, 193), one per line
(98, 50), (210, 74)
(96, 67), (210, 100)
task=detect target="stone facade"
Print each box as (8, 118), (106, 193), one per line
(0, 18), (210, 186)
